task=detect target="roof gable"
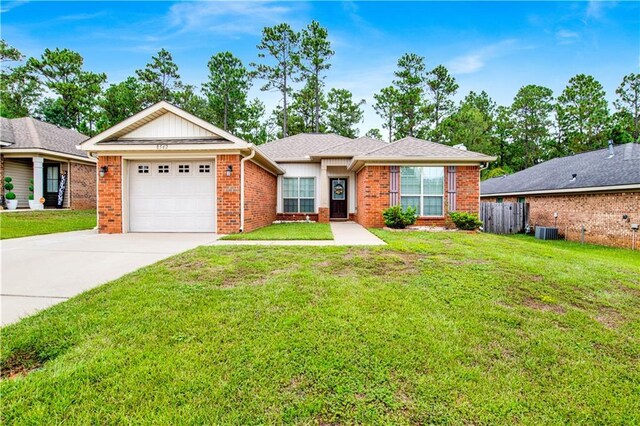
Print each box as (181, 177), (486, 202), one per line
(362, 136), (494, 160)
(120, 112), (217, 140)
(80, 101), (250, 151)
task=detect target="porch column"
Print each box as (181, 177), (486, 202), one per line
(318, 163), (329, 223)
(32, 157), (44, 209)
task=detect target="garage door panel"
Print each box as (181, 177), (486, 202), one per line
(129, 160), (215, 232)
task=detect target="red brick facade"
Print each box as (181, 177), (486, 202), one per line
(483, 192), (640, 249)
(355, 166), (390, 228)
(318, 207), (330, 223)
(355, 165), (481, 228)
(216, 154), (242, 234)
(97, 156), (122, 233)
(243, 160), (277, 233)
(69, 162), (96, 210)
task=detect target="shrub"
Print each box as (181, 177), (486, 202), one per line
(383, 206), (417, 229)
(4, 176), (16, 201)
(450, 212), (483, 230)
(29, 179), (34, 201)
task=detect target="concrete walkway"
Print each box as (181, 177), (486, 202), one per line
(214, 221), (386, 246)
(1, 230), (219, 325)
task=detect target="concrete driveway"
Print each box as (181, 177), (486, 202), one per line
(1, 230), (219, 325)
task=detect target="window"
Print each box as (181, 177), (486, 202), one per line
(518, 197), (526, 203)
(496, 197), (503, 203)
(178, 164), (190, 174)
(46, 166), (59, 192)
(283, 177), (315, 213)
(400, 167), (444, 216)
(137, 165), (149, 174)
(157, 164), (170, 174)
(199, 164), (211, 173)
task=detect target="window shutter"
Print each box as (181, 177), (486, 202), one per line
(389, 166), (400, 206)
(447, 166), (457, 211)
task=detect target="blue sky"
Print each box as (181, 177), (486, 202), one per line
(2, 1), (638, 133)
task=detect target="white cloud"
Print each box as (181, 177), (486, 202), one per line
(167, 1), (304, 36)
(556, 29), (580, 44)
(447, 39), (521, 75)
(0, 0), (28, 13)
(585, 0), (617, 20)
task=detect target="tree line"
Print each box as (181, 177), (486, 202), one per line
(0, 21), (638, 177)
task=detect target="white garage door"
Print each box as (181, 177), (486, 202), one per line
(129, 160), (215, 232)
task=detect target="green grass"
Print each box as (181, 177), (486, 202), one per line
(0, 209), (96, 239)
(221, 222), (333, 240)
(1, 231), (639, 424)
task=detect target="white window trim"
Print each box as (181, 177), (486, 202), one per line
(283, 177), (316, 214)
(400, 167), (445, 217)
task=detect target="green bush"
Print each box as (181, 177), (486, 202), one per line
(383, 205), (417, 229)
(4, 176), (16, 201)
(29, 179), (34, 200)
(450, 212), (483, 230)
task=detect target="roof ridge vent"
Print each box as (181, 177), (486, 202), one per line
(452, 143), (467, 151)
(570, 173), (577, 182)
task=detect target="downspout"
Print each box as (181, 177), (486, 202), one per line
(479, 161), (489, 170)
(239, 146), (256, 233)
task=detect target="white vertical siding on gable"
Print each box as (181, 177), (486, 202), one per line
(277, 163), (321, 213)
(121, 112), (216, 139)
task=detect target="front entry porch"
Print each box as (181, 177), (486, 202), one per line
(318, 160), (356, 223)
(1, 156), (69, 209)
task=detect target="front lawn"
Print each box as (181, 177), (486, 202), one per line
(0, 209), (96, 239)
(1, 231), (639, 424)
(221, 222), (333, 240)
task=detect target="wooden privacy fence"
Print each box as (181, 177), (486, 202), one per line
(480, 202), (529, 234)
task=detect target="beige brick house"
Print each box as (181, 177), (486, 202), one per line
(79, 101), (495, 234)
(0, 117), (96, 210)
(481, 142), (640, 248)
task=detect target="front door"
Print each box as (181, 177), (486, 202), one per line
(43, 164), (60, 207)
(330, 178), (348, 219)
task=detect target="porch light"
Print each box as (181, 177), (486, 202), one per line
(99, 166), (108, 178)
(226, 165), (233, 177)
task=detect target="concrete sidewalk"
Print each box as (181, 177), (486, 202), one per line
(214, 221), (385, 246)
(1, 231), (219, 325)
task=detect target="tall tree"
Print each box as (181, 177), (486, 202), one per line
(97, 77), (144, 132)
(393, 53), (427, 138)
(202, 51), (252, 132)
(439, 91), (496, 154)
(325, 88), (364, 138)
(510, 85), (554, 169)
(237, 98), (271, 145)
(0, 41), (40, 118)
(614, 73), (640, 142)
(135, 48), (181, 105)
(27, 48), (106, 132)
(253, 23), (300, 137)
(493, 105), (514, 169)
(373, 85), (401, 142)
(173, 84), (207, 117)
(365, 128), (383, 140)
(289, 79), (326, 134)
(425, 64), (458, 142)
(299, 20), (334, 132)
(556, 74), (609, 154)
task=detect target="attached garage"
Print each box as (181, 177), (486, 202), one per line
(128, 160), (215, 232)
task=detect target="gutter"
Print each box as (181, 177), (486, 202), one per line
(239, 147), (257, 233)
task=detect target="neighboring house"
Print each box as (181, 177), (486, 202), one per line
(481, 142), (640, 248)
(79, 101), (495, 234)
(0, 117), (97, 209)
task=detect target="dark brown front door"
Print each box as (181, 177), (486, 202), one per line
(330, 178), (348, 219)
(43, 163), (60, 207)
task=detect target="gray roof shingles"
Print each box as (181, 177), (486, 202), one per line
(260, 133), (494, 162)
(0, 117), (89, 158)
(481, 143), (640, 195)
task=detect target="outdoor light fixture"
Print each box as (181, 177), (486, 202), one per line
(99, 166), (108, 178)
(226, 165), (233, 177)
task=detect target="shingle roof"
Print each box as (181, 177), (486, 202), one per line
(259, 133), (352, 161)
(313, 136), (389, 156)
(481, 143), (640, 195)
(0, 117), (89, 158)
(358, 136), (495, 160)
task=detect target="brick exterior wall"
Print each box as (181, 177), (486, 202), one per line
(355, 165), (481, 228)
(483, 192), (640, 249)
(216, 154), (242, 234)
(243, 160), (277, 233)
(97, 156), (122, 233)
(355, 166), (390, 228)
(318, 207), (330, 223)
(69, 162), (96, 210)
